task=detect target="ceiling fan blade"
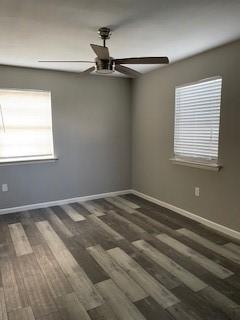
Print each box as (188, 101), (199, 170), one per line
(115, 57), (169, 64)
(82, 66), (95, 74)
(38, 60), (94, 63)
(115, 65), (141, 78)
(90, 44), (109, 60)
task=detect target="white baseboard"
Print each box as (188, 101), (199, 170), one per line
(0, 189), (131, 215)
(131, 189), (240, 241)
(1, 187), (239, 241)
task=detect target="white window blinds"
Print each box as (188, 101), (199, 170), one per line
(174, 77), (222, 162)
(0, 89), (54, 162)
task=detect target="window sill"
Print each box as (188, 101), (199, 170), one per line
(170, 157), (222, 172)
(0, 156), (58, 167)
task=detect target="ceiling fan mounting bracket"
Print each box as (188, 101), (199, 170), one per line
(98, 27), (111, 47)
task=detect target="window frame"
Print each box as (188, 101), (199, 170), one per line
(0, 88), (57, 165)
(171, 76), (222, 171)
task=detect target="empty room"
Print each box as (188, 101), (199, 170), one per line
(0, 1), (240, 319)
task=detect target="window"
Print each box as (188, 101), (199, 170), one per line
(173, 77), (222, 166)
(0, 89), (55, 163)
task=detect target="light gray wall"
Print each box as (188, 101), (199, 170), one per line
(132, 40), (240, 232)
(0, 66), (131, 209)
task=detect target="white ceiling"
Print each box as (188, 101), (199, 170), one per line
(0, 0), (240, 76)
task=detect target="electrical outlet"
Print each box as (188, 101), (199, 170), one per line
(2, 184), (8, 192)
(195, 187), (200, 197)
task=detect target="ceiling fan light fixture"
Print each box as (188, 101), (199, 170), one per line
(96, 69), (114, 74)
(95, 59), (114, 74)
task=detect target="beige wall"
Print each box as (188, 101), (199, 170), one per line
(0, 66), (131, 209)
(132, 40), (240, 232)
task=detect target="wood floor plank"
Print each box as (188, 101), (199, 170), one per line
(8, 307), (35, 320)
(199, 286), (240, 320)
(105, 197), (136, 214)
(225, 274), (240, 292)
(11, 258), (29, 309)
(36, 221), (103, 311)
(108, 210), (146, 235)
(167, 303), (203, 320)
(45, 209), (73, 238)
(61, 213), (117, 250)
(156, 233), (233, 279)
(115, 196), (140, 209)
(94, 199), (159, 234)
(144, 233), (217, 278)
(108, 247), (179, 308)
(139, 207), (183, 230)
(105, 209), (159, 234)
(142, 233), (228, 277)
(134, 210), (174, 234)
(57, 292), (91, 320)
(117, 240), (181, 290)
(38, 312), (63, 320)
(100, 214), (143, 242)
(157, 232), (240, 275)
(199, 272), (240, 305)
(81, 202), (105, 217)
(20, 212), (44, 247)
(61, 205), (86, 222)
(63, 237), (109, 284)
(178, 229), (240, 265)
(1, 259), (22, 312)
(0, 287), (8, 320)
(8, 223), (33, 256)
(172, 285), (230, 320)
(224, 243), (240, 256)
(87, 215), (124, 241)
(88, 303), (119, 320)
(93, 199), (117, 212)
(92, 199), (110, 210)
(70, 203), (91, 218)
(0, 223), (10, 260)
(33, 245), (73, 298)
(145, 233), (238, 276)
(145, 233), (211, 277)
(50, 207), (88, 238)
(27, 209), (46, 223)
(133, 240), (208, 292)
(135, 297), (175, 320)
(17, 254), (57, 318)
(87, 245), (147, 302)
(106, 209), (166, 235)
(95, 279), (146, 320)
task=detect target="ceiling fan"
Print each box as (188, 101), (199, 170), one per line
(39, 27), (169, 78)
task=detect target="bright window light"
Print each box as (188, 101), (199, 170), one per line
(174, 77), (222, 163)
(0, 89), (54, 162)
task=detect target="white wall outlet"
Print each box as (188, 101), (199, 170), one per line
(195, 187), (200, 197)
(2, 184), (8, 192)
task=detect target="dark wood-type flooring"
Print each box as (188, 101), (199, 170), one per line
(1, 194), (240, 320)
